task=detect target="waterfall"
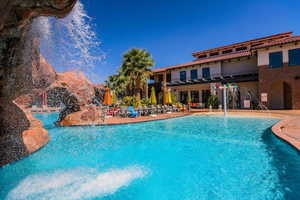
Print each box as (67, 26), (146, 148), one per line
(30, 1), (103, 80)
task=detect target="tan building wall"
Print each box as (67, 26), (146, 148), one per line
(221, 57), (257, 76)
(170, 62), (222, 81)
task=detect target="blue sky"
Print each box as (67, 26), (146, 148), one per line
(80, 0), (300, 83)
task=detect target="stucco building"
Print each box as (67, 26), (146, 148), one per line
(150, 32), (300, 109)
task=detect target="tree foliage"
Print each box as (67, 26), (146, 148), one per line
(106, 48), (154, 99)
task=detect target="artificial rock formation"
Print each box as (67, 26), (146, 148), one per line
(0, 0), (77, 166)
(49, 71), (95, 124)
(15, 55), (57, 107)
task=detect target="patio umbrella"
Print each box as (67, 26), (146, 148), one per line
(111, 90), (118, 105)
(150, 87), (157, 105)
(164, 89), (172, 105)
(167, 89), (172, 104)
(104, 88), (112, 105)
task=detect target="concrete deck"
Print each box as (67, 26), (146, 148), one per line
(272, 117), (300, 151)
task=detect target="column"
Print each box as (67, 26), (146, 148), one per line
(163, 72), (167, 104)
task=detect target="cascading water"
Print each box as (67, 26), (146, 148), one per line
(31, 1), (103, 76)
(29, 1), (104, 125)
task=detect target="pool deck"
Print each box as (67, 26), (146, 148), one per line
(192, 109), (300, 151)
(272, 117), (300, 151)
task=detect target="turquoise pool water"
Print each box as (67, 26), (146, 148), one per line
(1, 114), (300, 200)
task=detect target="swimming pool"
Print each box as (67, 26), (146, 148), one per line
(1, 114), (300, 200)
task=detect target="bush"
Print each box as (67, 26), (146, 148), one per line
(208, 95), (219, 109)
(141, 98), (151, 106)
(171, 92), (178, 104)
(123, 96), (141, 107)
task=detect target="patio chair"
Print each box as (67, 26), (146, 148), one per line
(42, 105), (48, 112)
(105, 107), (114, 117)
(119, 106), (129, 117)
(163, 105), (168, 113)
(172, 105), (179, 112)
(137, 106), (145, 116)
(147, 105), (157, 116)
(31, 105), (38, 112)
(156, 105), (163, 114)
(166, 105), (172, 113)
(143, 106), (150, 116)
(128, 106), (138, 117)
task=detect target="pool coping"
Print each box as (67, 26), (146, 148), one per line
(59, 113), (193, 127)
(271, 118), (300, 151)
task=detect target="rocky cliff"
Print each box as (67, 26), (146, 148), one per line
(0, 0), (77, 166)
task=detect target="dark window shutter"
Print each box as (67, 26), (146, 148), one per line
(288, 48), (300, 66)
(269, 52), (283, 68)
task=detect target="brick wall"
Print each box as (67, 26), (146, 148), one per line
(259, 64), (300, 109)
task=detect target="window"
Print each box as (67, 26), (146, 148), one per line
(269, 51), (283, 68)
(198, 54), (207, 59)
(202, 68), (210, 79)
(158, 74), (163, 82)
(202, 90), (211, 108)
(180, 71), (186, 81)
(210, 52), (219, 56)
(190, 69), (198, 80)
(288, 48), (300, 66)
(222, 49), (233, 54)
(180, 91), (188, 104)
(191, 91), (200, 103)
(236, 46), (247, 51)
(166, 73), (171, 82)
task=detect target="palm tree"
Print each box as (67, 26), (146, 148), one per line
(119, 48), (154, 99)
(105, 74), (128, 98)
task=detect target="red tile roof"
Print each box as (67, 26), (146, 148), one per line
(152, 51), (251, 73)
(253, 35), (300, 50)
(192, 32), (292, 57)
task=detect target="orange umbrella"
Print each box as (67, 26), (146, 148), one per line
(103, 88), (112, 105)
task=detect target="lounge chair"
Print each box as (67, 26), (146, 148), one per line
(172, 105), (179, 112)
(156, 105), (163, 114)
(128, 106), (138, 117)
(165, 105), (172, 113)
(163, 105), (168, 113)
(31, 105), (38, 112)
(150, 105), (157, 115)
(42, 105), (48, 112)
(119, 106), (129, 117)
(143, 106), (150, 116)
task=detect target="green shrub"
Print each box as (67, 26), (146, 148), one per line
(208, 95), (219, 109)
(141, 98), (151, 106)
(123, 96), (141, 107)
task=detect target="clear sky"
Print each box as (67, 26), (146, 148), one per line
(81, 0), (300, 83)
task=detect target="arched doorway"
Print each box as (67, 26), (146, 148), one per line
(269, 81), (292, 109)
